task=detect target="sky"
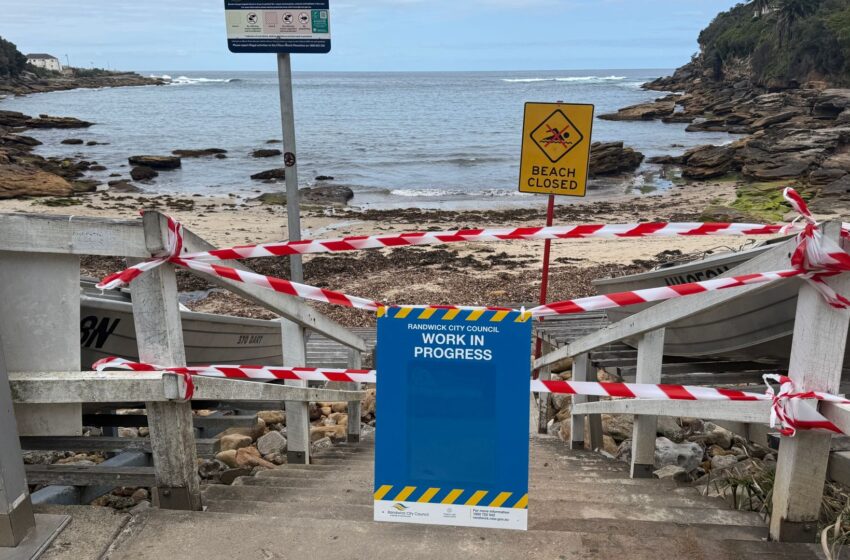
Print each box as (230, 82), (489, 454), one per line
(0, 0), (743, 72)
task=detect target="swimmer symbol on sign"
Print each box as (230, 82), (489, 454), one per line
(530, 110), (585, 163)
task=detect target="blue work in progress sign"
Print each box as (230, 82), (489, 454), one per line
(374, 307), (532, 530)
(224, 1), (331, 54)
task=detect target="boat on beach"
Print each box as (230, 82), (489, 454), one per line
(80, 279), (283, 369)
(592, 239), (811, 364)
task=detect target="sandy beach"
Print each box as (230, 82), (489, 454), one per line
(0, 178), (779, 327)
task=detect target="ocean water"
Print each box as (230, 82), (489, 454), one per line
(0, 70), (739, 209)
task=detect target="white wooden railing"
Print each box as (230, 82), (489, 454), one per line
(0, 211), (367, 537)
(534, 222), (850, 542)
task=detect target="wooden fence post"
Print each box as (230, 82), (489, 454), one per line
(570, 354), (588, 449)
(132, 213), (201, 510)
(630, 328), (664, 478)
(537, 372), (552, 435)
(770, 223), (850, 542)
(347, 348), (362, 443)
(0, 333), (35, 547)
(282, 320), (310, 464)
(537, 339), (554, 435)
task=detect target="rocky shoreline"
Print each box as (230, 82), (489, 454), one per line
(600, 59), (850, 216)
(0, 109), (102, 198)
(0, 70), (163, 98)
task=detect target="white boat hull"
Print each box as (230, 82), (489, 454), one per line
(593, 244), (809, 363)
(80, 295), (282, 370)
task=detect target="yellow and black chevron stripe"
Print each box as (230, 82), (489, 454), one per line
(377, 306), (532, 323)
(373, 485), (528, 509)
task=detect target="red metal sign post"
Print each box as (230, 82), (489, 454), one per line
(533, 194), (556, 374)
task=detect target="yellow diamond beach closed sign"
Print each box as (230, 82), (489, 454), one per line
(519, 102), (594, 197)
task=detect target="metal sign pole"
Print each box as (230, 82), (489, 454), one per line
(276, 52), (304, 283)
(533, 194), (555, 375)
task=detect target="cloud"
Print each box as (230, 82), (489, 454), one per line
(0, 0), (739, 71)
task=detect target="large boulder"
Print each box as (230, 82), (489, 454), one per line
(128, 155), (182, 169)
(257, 410), (285, 426)
(598, 99), (677, 121)
(130, 165), (158, 181)
(654, 437), (703, 473)
(252, 185), (355, 207)
(252, 149), (282, 158)
(251, 168), (286, 181)
(602, 414), (634, 442)
(0, 110), (31, 128)
(2, 134), (41, 148)
(589, 142), (644, 176)
(681, 145), (735, 179)
(0, 164), (74, 199)
(302, 185), (354, 206)
(361, 388), (376, 420)
(257, 431), (287, 456)
(219, 434), (252, 452)
(171, 148), (227, 158)
(28, 115), (93, 129)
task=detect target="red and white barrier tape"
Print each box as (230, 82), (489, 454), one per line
(92, 357), (376, 400)
(93, 357), (376, 383)
(94, 358), (847, 437)
(93, 188), (850, 325)
(98, 216), (794, 292)
(172, 258), (383, 311)
(178, 222), (789, 262)
(533, 374), (850, 436)
(529, 269), (802, 316)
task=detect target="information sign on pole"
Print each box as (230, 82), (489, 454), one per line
(225, 1), (331, 54)
(519, 102), (594, 197)
(224, 1), (332, 284)
(374, 307), (532, 530)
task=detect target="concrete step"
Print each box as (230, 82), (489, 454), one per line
(276, 465), (699, 491)
(256, 467), (680, 489)
(271, 463), (373, 472)
(203, 483), (370, 505)
(236, 477), (374, 489)
(311, 454), (375, 463)
(201, 500), (768, 542)
(529, 468), (640, 479)
(107, 509), (820, 560)
(205, 483), (763, 531)
(235, 477), (732, 510)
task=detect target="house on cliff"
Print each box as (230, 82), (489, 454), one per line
(25, 53), (62, 72)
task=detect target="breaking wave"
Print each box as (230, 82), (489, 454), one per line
(151, 75), (239, 85)
(501, 75), (626, 83)
(389, 188), (528, 198)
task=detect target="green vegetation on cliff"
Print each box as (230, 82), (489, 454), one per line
(0, 36), (27, 78)
(700, 0), (850, 86)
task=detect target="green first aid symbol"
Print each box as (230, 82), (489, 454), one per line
(312, 10), (329, 33)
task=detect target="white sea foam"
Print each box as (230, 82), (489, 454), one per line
(151, 74), (235, 85)
(501, 78), (551, 83)
(501, 75), (626, 83)
(390, 188), (465, 197)
(389, 187), (526, 198)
